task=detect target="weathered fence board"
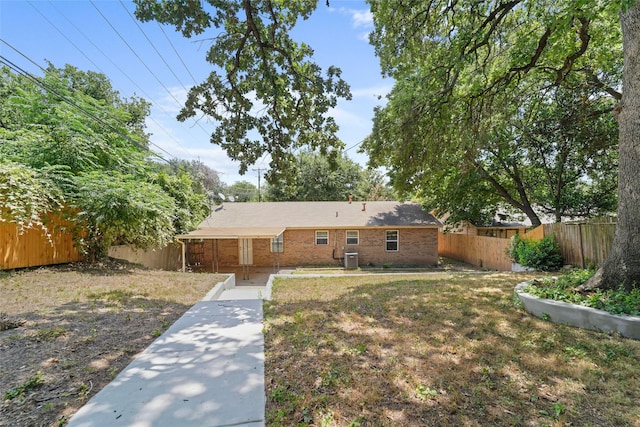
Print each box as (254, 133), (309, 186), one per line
(543, 222), (616, 268)
(523, 225), (545, 241)
(108, 243), (183, 271)
(0, 219), (81, 270)
(439, 233), (512, 271)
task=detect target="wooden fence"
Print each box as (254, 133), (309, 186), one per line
(438, 233), (513, 271)
(108, 243), (183, 271)
(439, 221), (616, 271)
(0, 219), (82, 270)
(543, 222), (616, 268)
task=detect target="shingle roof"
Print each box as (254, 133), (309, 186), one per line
(196, 201), (440, 229)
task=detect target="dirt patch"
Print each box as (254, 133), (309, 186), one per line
(0, 260), (225, 427)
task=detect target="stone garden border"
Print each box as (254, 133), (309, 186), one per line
(515, 280), (640, 340)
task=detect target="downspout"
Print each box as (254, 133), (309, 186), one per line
(176, 238), (186, 272)
(332, 230), (344, 263)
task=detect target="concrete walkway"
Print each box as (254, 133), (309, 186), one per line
(65, 268), (462, 426)
(67, 298), (266, 427)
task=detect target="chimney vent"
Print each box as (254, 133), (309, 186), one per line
(348, 194), (353, 204)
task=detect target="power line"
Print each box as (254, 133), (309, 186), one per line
(39, 0), (203, 159)
(89, 1), (185, 108)
(90, 0), (213, 139)
(343, 138), (364, 153)
(118, 0), (190, 94)
(0, 51), (174, 162)
(158, 23), (198, 85)
(26, 1), (103, 73)
(0, 38), (45, 73)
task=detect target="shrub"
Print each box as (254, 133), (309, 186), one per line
(507, 235), (563, 271)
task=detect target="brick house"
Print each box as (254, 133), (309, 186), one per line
(175, 201), (440, 272)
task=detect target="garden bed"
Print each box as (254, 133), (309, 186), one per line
(515, 280), (640, 340)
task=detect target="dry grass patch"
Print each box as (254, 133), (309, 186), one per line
(0, 260), (225, 427)
(264, 272), (640, 427)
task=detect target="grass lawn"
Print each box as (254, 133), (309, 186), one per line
(0, 261), (226, 427)
(264, 272), (640, 427)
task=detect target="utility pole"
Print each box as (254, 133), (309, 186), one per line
(252, 168), (265, 202)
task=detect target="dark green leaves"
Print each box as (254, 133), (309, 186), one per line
(134, 0), (352, 184)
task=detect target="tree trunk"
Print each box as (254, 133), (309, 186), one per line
(582, 3), (640, 292)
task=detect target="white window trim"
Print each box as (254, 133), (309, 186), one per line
(315, 230), (329, 246)
(385, 230), (399, 252)
(346, 230), (359, 246)
(271, 234), (284, 253)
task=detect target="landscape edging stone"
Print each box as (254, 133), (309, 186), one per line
(515, 280), (640, 340)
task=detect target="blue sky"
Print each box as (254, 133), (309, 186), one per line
(0, 0), (391, 186)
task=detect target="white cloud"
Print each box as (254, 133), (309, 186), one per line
(153, 85), (189, 116)
(328, 7), (374, 37)
(350, 83), (393, 100)
(350, 9), (373, 28)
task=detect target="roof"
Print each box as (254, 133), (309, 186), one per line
(175, 227), (286, 240)
(177, 201), (440, 239)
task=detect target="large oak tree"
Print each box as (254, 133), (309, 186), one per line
(134, 0), (352, 185)
(364, 0), (638, 291)
(363, 0), (621, 227)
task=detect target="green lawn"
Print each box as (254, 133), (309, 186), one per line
(264, 272), (640, 427)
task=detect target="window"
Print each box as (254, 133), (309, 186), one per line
(386, 230), (398, 252)
(271, 233), (283, 253)
(315, 230), (329, 246)
(346, 230), (359, 245)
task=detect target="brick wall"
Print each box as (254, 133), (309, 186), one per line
(190, 227), (438, 269)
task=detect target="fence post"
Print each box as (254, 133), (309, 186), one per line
(578, 223), (585, 268)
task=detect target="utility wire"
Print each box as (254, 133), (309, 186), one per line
(119, 0), (190, 93)
(90, 0), (209, 135)
(40, 0), (202, 159)
(89, 0), (183, 107)
(0, 52), (174, 162)
(26, 1), (103, 73)
(0, 39), (45, 73)
(158, 23), (198, 85)
(90, 0), (212, 140)
(117, 1), (214, 138)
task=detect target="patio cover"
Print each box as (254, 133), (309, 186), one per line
(175, 227), (285, 240)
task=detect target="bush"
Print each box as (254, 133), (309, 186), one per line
(507, 235), (563, 271)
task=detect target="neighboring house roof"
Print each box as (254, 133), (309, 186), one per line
(176, 201), (441, 240)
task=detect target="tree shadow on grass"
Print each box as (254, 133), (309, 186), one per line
(264, 276), (640, 426)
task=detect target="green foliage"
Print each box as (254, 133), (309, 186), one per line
(507, 235), (563, 271)
(0, 159), (65, 231)
(5, 371), (44, 400)
(0, 65), (213, 260)
(154, 168), (209, 233)
(134, 0), (351, 185)
(227, 180), (258, 202)
(73, 172), (177, 261)
(265, 151), (394, 201)
(525, 269), (640, 315)
(165, 159), (226, 202)
(364, 0), (621, 225)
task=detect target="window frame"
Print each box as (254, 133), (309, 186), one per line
(271, 233), (284, 253)
(385, 230), (399, 252)
(346, 230), (359, 246)
(315, 230), (329, 246)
